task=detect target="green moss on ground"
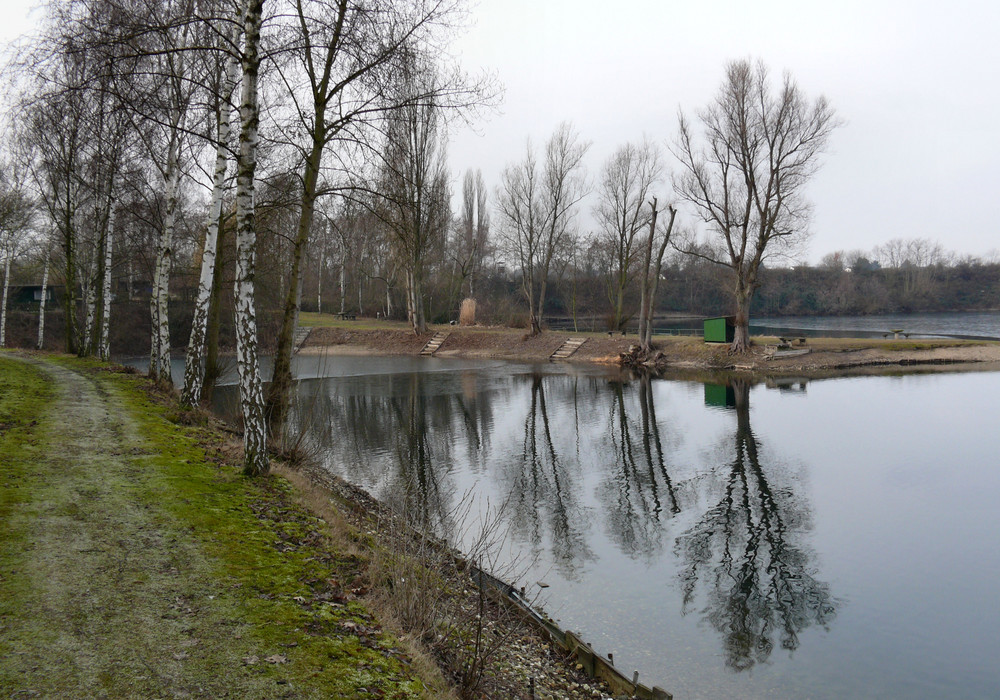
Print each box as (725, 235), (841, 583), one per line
(0, 353), (432, 698)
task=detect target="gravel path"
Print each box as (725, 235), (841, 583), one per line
(1, 358), (269, 697)
(0, 357), (427, 698)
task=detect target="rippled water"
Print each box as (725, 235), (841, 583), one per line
(208, 357), (1000, 699)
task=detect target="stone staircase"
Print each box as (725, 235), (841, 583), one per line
(419, 331), (449, 356)
(550, 336), (587, 361)
(291, 325), (312, 355)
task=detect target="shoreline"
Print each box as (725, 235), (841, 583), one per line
(297, 322), (1000, 377)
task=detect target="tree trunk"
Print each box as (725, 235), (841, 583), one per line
(266, 143), (318, 433)
(99, 210), (114, 361)
(202, 219), (226, 404)
(82, 253), (97, 356)
(338, 254), (346, 315)
(407, 266), (427, 334)
(234, 0), (269, 477)
(637, 202), (657, 351)
(532, 273), (548, 337)
(640, 203), (676, 352)
(0, 249), (9, 347)
(731, 280), (752, 354)
(62, 180), (78, 355)
(37, 245), (50, 350)
(150, 150), (181, 384)
(182, 56), (238, 407)
(316, 231), (324, 314)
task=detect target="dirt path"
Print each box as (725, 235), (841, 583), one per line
(0, 356), (425, 698)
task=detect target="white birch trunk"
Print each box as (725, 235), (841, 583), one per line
(83, 252), (97, 354)
(0, 248), (9, 347)
(339, 252), (346, 314)
(234, 0), (268, 476)
(316, 235), (323, 314)
(151, 149), (180, 383)
(182, 55), (239, 406)
(149, 23), (191, 384)
(37, 245), (50, 350)
(99, 209), (115, 361)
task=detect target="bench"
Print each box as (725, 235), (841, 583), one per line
(337, 312), (357, 321)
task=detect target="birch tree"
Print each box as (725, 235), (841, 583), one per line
(138, 0), (197, 384)
(233, 0), (269, 476)
(0, 171), (34, 347)
(181, 45), (240, 406)
(37, 238), (51, 350)
(674, 59), (839, 353)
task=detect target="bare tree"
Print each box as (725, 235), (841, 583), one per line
(374, 57), (451, 333)
(264, 0), (491, 431)
(674, 59), (840, 353)
(637, 197), (677, 352)
(454, 168), (489, 299)
(495, 122), (589, 336)
(595, 138), (663, 332)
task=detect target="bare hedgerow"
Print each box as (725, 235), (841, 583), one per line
(367, 491), (538, 699)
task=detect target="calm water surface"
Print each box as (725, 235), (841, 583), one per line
(210, 357), (1000, 699)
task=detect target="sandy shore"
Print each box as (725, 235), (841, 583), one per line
(298, 323), (1000, 377)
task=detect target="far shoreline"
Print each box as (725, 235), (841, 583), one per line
(296, 315), (1000, 379)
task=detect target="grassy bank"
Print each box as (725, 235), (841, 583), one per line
(0, 353), (442, 698)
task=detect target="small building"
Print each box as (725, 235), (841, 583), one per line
(11, 285), (58, 306)
(703, 316), (735, 343)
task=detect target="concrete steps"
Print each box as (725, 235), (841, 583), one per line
(550, 336), (587, 361)
(419, 331), (449, 356)
(291, 326), (312, 355)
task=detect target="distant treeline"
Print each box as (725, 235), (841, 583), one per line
(526, 247), (1000, 326)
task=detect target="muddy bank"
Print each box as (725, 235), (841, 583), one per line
(299, 324), (1000, 376)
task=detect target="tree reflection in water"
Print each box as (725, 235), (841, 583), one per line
(676, 379), (836, 671)
(504, 373), (593, 579)
(294, 372), (495, 534)
(598, 373), (681, 561)
(288, 367), (836, 672)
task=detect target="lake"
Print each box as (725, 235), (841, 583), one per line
(208, 356), (1000, 699)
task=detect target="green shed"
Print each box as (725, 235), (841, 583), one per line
(703, 316), (735, 343)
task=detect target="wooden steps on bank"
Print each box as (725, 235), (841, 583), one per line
(550, 336), (587, 361)
(420, 331), (449, 356)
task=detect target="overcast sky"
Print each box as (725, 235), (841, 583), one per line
(3, 1), (997, 264)
(448, 0), (1000, 263)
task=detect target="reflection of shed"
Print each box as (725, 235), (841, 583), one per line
(704, 383), (736, 408)
(703, 316), (735, 343)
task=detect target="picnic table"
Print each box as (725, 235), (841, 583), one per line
(883, 329), (910, 339)
(778, 336), (807, 348)
(337, 312), (357, 320)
